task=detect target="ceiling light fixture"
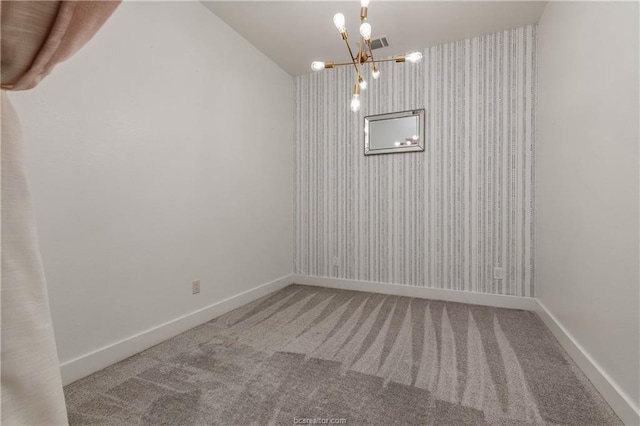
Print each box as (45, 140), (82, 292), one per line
(311, 0), (423, 112)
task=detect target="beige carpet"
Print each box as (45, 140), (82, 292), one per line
(65, 284), (621, 425)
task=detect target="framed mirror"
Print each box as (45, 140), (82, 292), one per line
(364, 109), (425, 156)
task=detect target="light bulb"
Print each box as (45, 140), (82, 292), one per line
(359, 22), (371, 40)
(372, 68), (380, 79)
(311, 61), (325, 71)
(361, 0), (370, 7)
(358, 77), (368, 90)
(405, 51), (423, 63)
(333, 13), (346, 31)
(350, 94), (361, 112)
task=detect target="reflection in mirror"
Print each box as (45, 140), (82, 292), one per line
(364, 109), (425, 155)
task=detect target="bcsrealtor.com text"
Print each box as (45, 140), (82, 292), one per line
(293, 417), (347, 424)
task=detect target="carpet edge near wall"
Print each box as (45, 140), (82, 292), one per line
(533, 300), (640, 426)
(292, 275), (537, 311)
(59, 274), (294, 385)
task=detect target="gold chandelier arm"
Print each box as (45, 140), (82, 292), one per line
(366, 40), (377, 70)
(379, 56), (408, 63)
(357, 10), (367, 81)
(330, 56), (405, 67)
(331, 61), (361, 67)
(342, 37), (361, 75)
(357, 36), (365, 75)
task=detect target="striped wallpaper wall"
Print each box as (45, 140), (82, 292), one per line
(294, 25), (536, 297)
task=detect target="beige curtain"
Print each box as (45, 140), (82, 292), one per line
(1, 2), (120, 424)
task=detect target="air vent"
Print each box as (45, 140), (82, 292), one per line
(370, 36), (389, 50)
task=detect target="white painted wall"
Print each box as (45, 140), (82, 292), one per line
(536, 0), (639, 417)
(10, 2), (293, 370)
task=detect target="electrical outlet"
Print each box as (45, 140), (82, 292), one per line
(332, 257), (340, 267)
(493, 267), (504, 280)
(192, 280), (200, 294)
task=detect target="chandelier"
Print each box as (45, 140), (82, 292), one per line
(310, 0), (423, 112)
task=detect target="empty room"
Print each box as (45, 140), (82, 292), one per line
(1, 0), (638, 425)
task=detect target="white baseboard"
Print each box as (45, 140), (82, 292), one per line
(60, 274), (293, 386)
(534, 300), (640, 426)
(292, 275), (537, 311)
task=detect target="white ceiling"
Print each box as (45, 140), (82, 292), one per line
(201, 1), (547, 76)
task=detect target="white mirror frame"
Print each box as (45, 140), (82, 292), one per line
(364, 109), (425, 156)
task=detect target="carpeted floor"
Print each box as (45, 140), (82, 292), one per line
(65, 284), (621, 425)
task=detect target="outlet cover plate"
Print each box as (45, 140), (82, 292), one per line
(192, 280), (200, 294)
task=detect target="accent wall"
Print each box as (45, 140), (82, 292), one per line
(294, 25), (536, 297)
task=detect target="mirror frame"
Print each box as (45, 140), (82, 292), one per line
(364, 109), (425, 156)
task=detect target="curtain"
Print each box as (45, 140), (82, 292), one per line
(1, 2), (120, 424)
